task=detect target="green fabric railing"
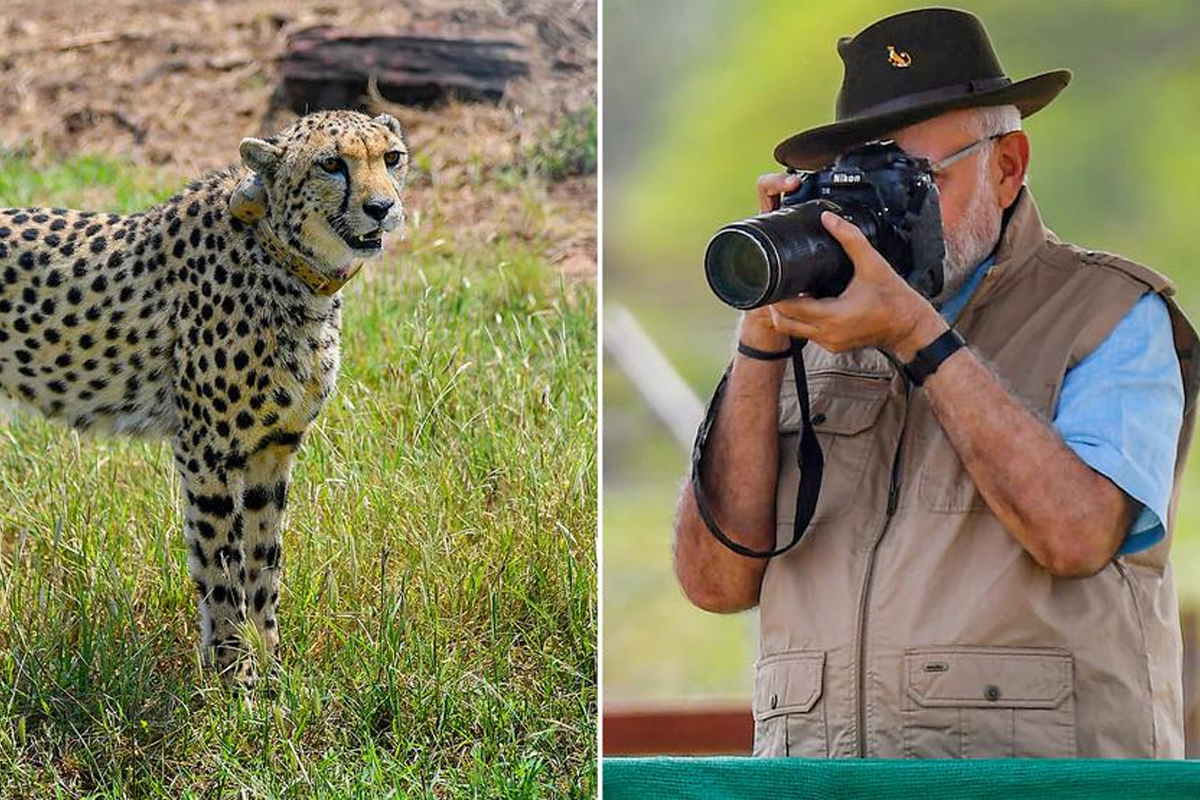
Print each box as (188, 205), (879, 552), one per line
(603, 757), (1200, 799)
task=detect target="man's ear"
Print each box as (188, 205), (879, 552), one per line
(373, 113), (404, 137)
(228, 173), (267, 223)
(995, 131), (1030, 211)
(239, 137), (283, 177)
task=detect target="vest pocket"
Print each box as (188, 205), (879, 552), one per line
(778, 375), (889, 523)
(752, 650), (828, 758)
(901, 647), (1077, 758)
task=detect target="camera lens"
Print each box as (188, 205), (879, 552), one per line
(704, 228), (773, 309)
(705, 200), (856, 309)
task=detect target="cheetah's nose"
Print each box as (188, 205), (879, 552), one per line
(362, 199), (394, 222)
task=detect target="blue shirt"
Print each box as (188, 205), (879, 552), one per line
(941, 259), (1184, 555)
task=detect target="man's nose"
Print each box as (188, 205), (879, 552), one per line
(362, 198), (394, 222)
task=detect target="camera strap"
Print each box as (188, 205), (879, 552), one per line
(690, 337), (824, 559)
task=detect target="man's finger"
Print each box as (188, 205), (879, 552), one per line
(757, 173), (802, 212)
(770, 306), (821, 340)
(821, 210), (881, 267)
(772, 294), (836, 322)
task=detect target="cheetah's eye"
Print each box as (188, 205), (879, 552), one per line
(319, 157), (345, 174)
(383, 150), (405, 168)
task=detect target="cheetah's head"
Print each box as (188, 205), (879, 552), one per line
(235, 110), (410, 278)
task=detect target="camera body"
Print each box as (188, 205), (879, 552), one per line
(704, 141), (946, 309)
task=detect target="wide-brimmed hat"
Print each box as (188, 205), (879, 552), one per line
(774, 8), (1071, 169)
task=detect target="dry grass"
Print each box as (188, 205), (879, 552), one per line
(0, 0), (597, 272)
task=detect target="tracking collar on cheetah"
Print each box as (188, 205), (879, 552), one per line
(228, 174), (364, 297)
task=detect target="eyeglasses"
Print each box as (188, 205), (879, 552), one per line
(928, 131), (1015, 175)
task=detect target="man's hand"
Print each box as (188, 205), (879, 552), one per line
(768, 211), (949, 362)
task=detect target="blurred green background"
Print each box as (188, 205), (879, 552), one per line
(603, 0), (1200, 707)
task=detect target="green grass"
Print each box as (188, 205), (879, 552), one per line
(0, 152), (178, 211)
(0, 157), (597, 797)
(521, 107), (598, 182)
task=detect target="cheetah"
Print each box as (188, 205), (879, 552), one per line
(0, 110), (409, 684)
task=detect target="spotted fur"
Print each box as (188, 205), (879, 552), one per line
(0, 110), (409, 683)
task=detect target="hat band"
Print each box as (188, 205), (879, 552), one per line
(847, 76), (1014, 122)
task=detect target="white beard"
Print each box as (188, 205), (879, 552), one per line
(935, 157), (1004, 306)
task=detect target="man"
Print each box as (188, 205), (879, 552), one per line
(673, 8), (1198, 758)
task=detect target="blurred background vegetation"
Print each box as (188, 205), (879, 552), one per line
(603, 0), (1200, 708)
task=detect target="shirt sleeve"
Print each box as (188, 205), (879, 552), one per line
(1051, 292), (1184, 555)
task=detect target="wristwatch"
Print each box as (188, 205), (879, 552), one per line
(902, 328), (966, 386)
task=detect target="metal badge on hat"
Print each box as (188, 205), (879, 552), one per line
(887, 45), (912, 68)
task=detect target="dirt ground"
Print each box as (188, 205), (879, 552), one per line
(0, 0), (596, 276)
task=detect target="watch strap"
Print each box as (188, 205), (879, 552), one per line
(903, 328), (966, 386)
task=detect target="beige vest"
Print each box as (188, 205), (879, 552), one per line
(755, 189), (1200, 759)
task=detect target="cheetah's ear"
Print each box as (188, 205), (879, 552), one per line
(239, 137), (283, 177)
(229, 173), (267, 224)
(373, 113), (404, 137)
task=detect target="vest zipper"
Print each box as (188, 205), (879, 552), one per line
(855, 376), (910, 757)
(886, 434), (904, 515)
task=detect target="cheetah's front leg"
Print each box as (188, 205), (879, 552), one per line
(241, 449), (294, 659)
(176, 450), (254, 684)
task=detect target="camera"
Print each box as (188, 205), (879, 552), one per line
(704, 141), (946, 309)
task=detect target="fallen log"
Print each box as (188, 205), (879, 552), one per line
(280, 27), (531, 111)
